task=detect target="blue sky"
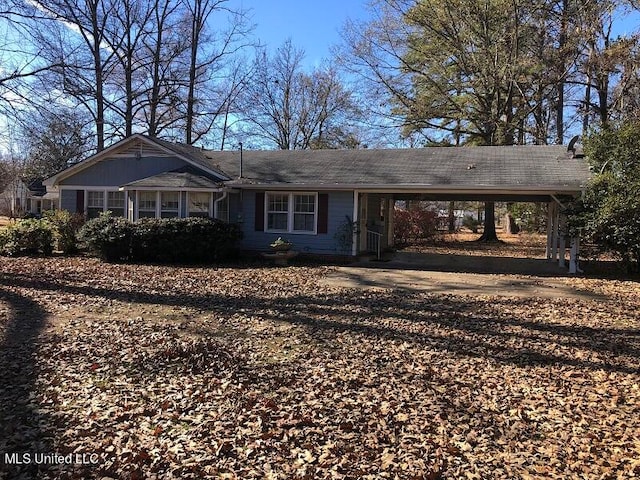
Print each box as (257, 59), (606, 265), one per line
(228, 0), (371, 67)
(229, 1), (639, 68)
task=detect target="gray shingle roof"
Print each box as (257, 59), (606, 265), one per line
(148, 137), (231, 180)
(197, 145), (590, 192)
(121, 166), (223, 190)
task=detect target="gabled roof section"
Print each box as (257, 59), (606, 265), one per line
(120, 166), (224, 190)
(44, 134), (230, 186)
(147, 137), (230, 180)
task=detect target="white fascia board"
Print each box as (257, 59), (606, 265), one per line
(119, 186), (224, 192)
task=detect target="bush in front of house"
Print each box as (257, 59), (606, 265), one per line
(43, 210), (85, 254)
(0, 218), (54, 256)
(78, 212), (133, 262)
(80, 213), (243, 263)
(132, 217), (243, 263)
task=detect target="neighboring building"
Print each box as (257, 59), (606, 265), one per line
(43, 134), (590, 260)
(0, 178), (58, 217)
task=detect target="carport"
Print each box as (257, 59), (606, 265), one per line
(351, 143), (590, 274)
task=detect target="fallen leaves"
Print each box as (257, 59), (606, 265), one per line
(0, 256), (639, 479)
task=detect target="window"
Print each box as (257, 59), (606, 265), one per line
(87, 190), (104, 219)
(138, 191), (157, 218)
(160, 191), (179, 218)
(293, 194), (316, 232)
(266, 192), (317, 233)
(188, 192), (210, 217)
(107, 191), (125, 217)
(267, 193), (289, 231)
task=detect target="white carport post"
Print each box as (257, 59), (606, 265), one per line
(551, 202), (560, 261)
(558, 214), (567, 268)
(387, 196), (394, 248)
(569, 235), (581, 274)
(546, 201), (556, 260)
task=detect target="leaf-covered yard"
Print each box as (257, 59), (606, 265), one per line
(1, 257), (639, 479)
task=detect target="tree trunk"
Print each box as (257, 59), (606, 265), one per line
(448, 200), (456, 232)
(477, 201), (499, 242)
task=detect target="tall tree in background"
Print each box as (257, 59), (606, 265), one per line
(6, 0), (252, 152)
(182, 0), (253, 145)
(19, 108), (93, 179)
(142, 0), (186, 138)
(400, 0), (538, 240)
(23, 0), (118, 152)
(576, 0), (640, 132)
(240, 39), (361, 150)
(338, 0), (636, 240)
(103, 0), (155, 137)
(0, 1), (66, 120)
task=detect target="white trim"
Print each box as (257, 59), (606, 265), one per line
(264, 191), (318, 235)
(214, 191), (229, 221)
(83, 188), (126, 218)
(120, 186), (223, 192)
(136, 190), (158, 220)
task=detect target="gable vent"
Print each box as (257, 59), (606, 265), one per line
(116, 142), (169, 158)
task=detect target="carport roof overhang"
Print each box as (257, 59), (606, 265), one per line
(233, 183), (584, 202)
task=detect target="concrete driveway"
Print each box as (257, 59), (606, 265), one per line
(319, 259), (605, 301)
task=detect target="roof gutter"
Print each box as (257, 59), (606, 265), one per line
(229, 183), (586, 195)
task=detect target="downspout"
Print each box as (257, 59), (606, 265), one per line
(214, 190), (228, 222)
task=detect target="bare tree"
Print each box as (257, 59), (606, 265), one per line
(21, 0), (120, 151)
(103, 0), (155, 137)
(19, 107), (93, 179)
(241, 39), (361, 150)
(576, 0), (640, 131)
(182, 0), (253, 145)
(141, 0), (186, 138)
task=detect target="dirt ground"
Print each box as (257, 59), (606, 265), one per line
(1, 234), (639, 479)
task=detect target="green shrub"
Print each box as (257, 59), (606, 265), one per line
(132, 217), (243, 263)
(43, 210), (85, 254)
(507, 202), (546, 233)
(78, 212), (133, 262)
(80, 214), (243, 263)
(0, 218), (54, 256)
(568, 122), (640, 272)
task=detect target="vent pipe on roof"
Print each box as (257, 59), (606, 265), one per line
(239, 142), (243, 179)
(567, 135), (584, 158)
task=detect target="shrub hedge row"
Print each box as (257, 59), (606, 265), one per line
(0, 218), (53, 256)
(0, 211), (85, 256)
(78, 213), (243, 263)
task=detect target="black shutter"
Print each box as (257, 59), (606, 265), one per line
(255, 192), (265, 231)
(317, 193), (329, 234)
(76, 190), (85, 214)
